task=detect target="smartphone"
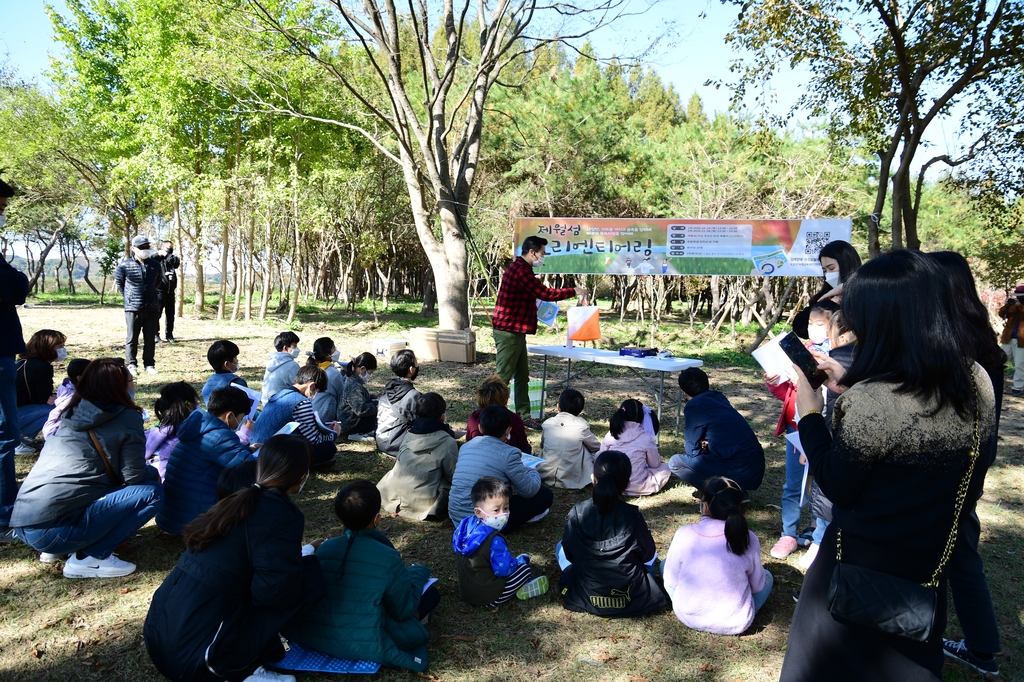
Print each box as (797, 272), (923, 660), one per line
(778, 332), (827, 389)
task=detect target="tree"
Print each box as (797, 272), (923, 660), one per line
(242, 0), (662, 329)
(721, 0), (1024, 256)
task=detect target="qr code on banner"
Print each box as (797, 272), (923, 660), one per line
(804, 231), (830, 255)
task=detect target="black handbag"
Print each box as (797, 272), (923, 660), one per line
(825, 371), (981, 642)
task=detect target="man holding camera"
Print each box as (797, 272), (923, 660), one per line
(153, 240), (180, 343)
(999, 285), (1024, 397)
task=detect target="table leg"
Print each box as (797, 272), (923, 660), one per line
(676, 387), (683, 436)
(566, 359), (571, 385)
(657, 372), (665, 446)
(540, 355), (548, 421)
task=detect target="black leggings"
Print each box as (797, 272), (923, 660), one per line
(505, 486), (554, 534)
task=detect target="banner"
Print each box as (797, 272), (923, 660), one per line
(512, 217), (853, 276)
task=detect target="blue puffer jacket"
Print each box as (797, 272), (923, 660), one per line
(251, 388), (306, 444)
(156, 409), (254, 534)
(202, 372), (248, 405)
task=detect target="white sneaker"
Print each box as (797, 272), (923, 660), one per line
(798, 542), (820, 570)
(145, 366), (158, 375)
(244, 667), (296, 682)
(526, 508), (550, 524)
(127, 364), (138, 377)
(62, 553), (136, 578)
(15, 444), (36, 455)
(347, 433), (375, 442)
(40, 552), (70, 563)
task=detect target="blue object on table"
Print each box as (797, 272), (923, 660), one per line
(269, 643), (381, 674)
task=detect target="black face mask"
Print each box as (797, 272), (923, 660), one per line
(165, 248), (173, 255)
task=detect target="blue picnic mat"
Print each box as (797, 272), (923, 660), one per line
(270, 643), (380, 674)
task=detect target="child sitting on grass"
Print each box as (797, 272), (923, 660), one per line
(449, 405), (553, 532)
(202, 340), (248, 405)
(339, 352), (379, 441)
(377, 392), (460, 520)
(558, 449), (667, 618)
(597, 399), (671, 496)
(145, 381), (200, 481)
(286, 480), (437, 673)
(41, 358), (90, 440)
(261, 331), (301, 405)
(537, 388), (601, 490)
(452, 477), (548, 607)
(663, 476), (772, 635)
(465, 375), (531, 453)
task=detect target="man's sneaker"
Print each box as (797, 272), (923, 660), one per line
(942, 638), (1000, 676)
(526, 508), (550, 524)
(244, 667), (296, 682)
(1012, 388), (1022, 398)
(770, 536), (799, 559)
(165, 337), (177, 343)
(792, 589), (801, 603)
(347, 433), (375, 442)
(62, 553), (136, 579)
(154, 336), (163, 344)
(796, 527), (815, 548)
(40, 552), (69, 563)
(14, 443), (37, 455)
(798, 542), (820, 570)
(522, 417), (543, 431)
(0, 527), (20, 544)
(145, 366), (158, 375)
(127, 364), (138, 377)
(516, 575), (549, 600)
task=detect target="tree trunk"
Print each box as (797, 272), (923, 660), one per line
(78, 238), (100, 295)
(258, 219), (273, 320)
(192, 217), (205, 315)
(420, 266), (437, 316)
(174, 190), (185, 318)
(27, 227), (62, 291)
(218, 209), (229, 320)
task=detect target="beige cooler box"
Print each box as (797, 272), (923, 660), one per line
(374, 339), (408, 358)
(409, 328), (477, 364)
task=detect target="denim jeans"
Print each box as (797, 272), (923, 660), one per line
(811, 517), (830, 545)
(0, 356), (21, 528)
(16, 482), (163, 559)
(781, 426), (803, 538)
(752, 569), (774, 612)
(18, 403), (53, 439)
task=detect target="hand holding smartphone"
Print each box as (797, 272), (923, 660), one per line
(778, 332), (827, 389)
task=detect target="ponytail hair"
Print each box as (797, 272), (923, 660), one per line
(343, 352), (378, 377)
(592, 450), (631, 515)
(609, 398), (658, 439)
(309, 337), (336, 365)
(700, 476), (750, 556)
(182, 434), (311, 553)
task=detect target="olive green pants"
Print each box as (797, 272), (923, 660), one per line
(493, 330), (531, 417)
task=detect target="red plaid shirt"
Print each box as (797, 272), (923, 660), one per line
(493, 257), (576, 335)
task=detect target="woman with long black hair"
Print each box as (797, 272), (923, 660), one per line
(144, 435), (326, 682)
(781, 250), (996, 681)
(792, 240), (862, 339)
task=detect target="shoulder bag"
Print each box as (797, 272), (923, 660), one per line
(88, 429), (124, 487)
(826, 370), (980, 642)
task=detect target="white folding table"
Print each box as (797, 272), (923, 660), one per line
(527, 345), (703, 440)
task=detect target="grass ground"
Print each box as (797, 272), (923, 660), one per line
(1, 298), (1021, 682)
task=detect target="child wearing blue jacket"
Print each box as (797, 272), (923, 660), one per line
(201, 340), (248, 405)
(453, 477), (548, 607)
(156, 387), (255, 534)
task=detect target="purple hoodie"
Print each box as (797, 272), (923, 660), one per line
(41, 379), (76, 441)
(146, 419), (253, 481)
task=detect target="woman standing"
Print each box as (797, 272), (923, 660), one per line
(144, 435), (326, 682)
(781, 250), (995, 681)
(10, 358), (163, 575)
(792, 240), (861, 338)
(15, 329), (67, 449)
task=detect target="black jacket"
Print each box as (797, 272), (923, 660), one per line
(153, 252), (180, 293)
(0, 255), (28, 356)
(560, 498), (667, 618)
(144, 487), (326, 681)
(15, 357), (54, 407)
(113, 257), (163, 311)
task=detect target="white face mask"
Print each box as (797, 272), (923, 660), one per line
(809, 327), (830, 343)
(0, 215), (6, 229)
(330, 350), (341, 363)
(824, 271), (841, 288)
(55, 347), (68, 362)
(290, 347), (301, 359)
(478, 510), (509, 531)
(136, 249), (152, 260)
(534, 255), (546, 268)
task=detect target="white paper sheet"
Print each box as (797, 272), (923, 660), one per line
(422, 577), (438, 594)
(520, 453), (544, 468)
(785, 431), (810, 507)
(235, 384), (263, 422)
(751, 335), (794, 381)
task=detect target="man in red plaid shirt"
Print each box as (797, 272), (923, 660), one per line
(494, 236), (586, 427)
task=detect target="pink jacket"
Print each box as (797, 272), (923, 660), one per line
(598, 422), (670, 496)
(663, 516), (766, 635)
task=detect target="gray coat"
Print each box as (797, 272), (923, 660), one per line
(449, 435), (542, 525)
(11, 399), (159, 528)
(261, 352), (299, 405)
(113, 257), (163, 311)
(312, 365), (347, 425)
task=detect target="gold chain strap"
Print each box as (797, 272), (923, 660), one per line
(836, 365), (981, 589)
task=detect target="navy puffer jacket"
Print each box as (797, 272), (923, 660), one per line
(156, 409), (254, 534)
(114, 257), (163, 311)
